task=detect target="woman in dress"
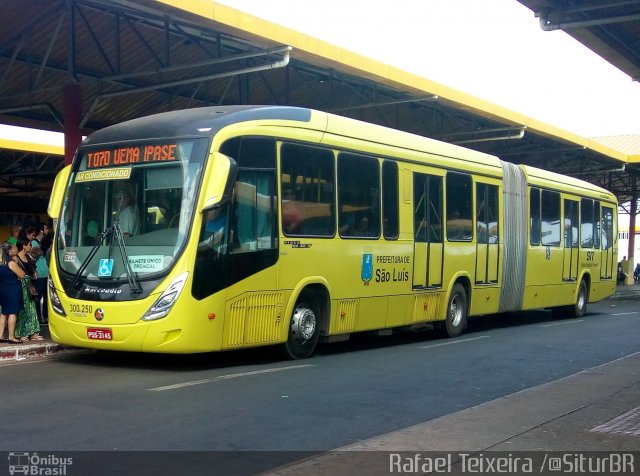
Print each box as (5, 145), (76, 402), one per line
(14, 238), (43, 341)
(0, 241), (25, 343)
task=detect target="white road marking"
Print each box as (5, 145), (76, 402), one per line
(611, 312), (639, 316)
(539, 319), (585, 328)
(148, 364), (316, 392)
(418, 335), (490, 349)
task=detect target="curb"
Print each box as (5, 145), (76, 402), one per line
(0, 341), (84, 362)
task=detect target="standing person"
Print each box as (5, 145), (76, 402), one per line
(0, 242), (26, 344)
(6, 224), (22, 245)
(618, 260), (627, 285)
(30, 246), (49, 324)
(40, 227), (54, 256)
(31, 223), (46, 247)
(14, 239), (42, 341)
(31, 223), (49, 324)
(19, 225), (37, 244)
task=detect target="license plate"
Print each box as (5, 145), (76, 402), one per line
(87, 328), (113, 340)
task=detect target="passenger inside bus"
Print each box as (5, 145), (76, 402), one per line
(281, 187), (304, 235)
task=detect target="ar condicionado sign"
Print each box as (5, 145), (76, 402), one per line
(87, 144), (177, 169)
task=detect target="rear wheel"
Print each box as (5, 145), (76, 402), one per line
(566, 279), (588, 318)
(283, 291), (321, 359)
(552, 279), (588, 319)
(445, 283), (467, 337)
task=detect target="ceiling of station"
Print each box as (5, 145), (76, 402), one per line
(517, 0), (640, 81)
(0, 0), (638, 210)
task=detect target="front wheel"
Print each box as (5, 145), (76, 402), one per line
(283, 292), (321, 359)
(445, 283), (468, 337)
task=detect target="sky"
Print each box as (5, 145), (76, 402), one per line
(217, 0), (640, 138)
(2, 0), (639, 145)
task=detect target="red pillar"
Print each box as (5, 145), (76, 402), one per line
(629, 195), (637, 275)
(63, 81), (82, 165)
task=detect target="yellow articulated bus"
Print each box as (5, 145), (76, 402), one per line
(47, 106), (618, 358)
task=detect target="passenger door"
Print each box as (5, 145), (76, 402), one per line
(475, 182), (499, 284)
(563, 199), (579, 281)
(413, 173), (443, 288)
(600, 205), (616, 280)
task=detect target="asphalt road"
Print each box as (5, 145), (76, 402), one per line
(2, 297), (640, 473)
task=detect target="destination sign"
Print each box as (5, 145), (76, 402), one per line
(86, 144), (178, 169)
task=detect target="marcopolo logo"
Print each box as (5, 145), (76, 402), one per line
(94, 308), (105, 321)
(8, 452), (73, 475)
(83, 285), (122, 295)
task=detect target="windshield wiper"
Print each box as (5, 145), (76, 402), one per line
(69, 223), (143, 295)
(70, 226), (113, 292)
(112, 222), (143, 294)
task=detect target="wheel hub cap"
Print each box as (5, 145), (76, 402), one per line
(450, 295), (463, 327)
(292, 306), (316, 342)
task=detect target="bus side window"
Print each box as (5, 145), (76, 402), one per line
(414, 173), (443, 243)
(602, 206), (614, 249)
(563, 199), (579, 248)
(220, 137), (276, 169)
(280, 143), (335, 237)
(593, 202), (601, 249)
(530, 188), (541, 245)
(338, 152), (380, 238)
(382, 160), (399, 240)
(446, 172), (472, 241)
(580, 198), (594, 248)
(476, 183), (499, 244)
(193, 204), (229, 299)
(541, 190), (561, 246)
(231, 171), (276, 252)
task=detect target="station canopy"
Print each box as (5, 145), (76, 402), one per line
(1, 0), (638, 208)
(517, 0), (640, 82)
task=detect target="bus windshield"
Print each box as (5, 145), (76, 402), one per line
(57, 138), (209, 283)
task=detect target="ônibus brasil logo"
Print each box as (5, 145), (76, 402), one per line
(8, 452), (73, 475)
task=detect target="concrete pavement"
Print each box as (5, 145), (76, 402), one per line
(267, 352), (640, 474)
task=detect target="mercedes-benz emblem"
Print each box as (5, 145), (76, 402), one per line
(94, 308), (105, 321)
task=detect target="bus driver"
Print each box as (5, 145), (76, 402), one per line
(113, 189), (140, 237)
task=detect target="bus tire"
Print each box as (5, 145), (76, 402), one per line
(283, 291), (321, 359)
(445, 283), (467, 338)
(566, 279), (588, 319)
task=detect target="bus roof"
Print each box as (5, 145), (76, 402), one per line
(321, 111), (502, 169)
(82, 105), (313, 145)
(80, 105), (616, 203)
(83, 104), (502, 167)
(522, 164), (617, 202)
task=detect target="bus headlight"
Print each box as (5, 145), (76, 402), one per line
(142, 272), (189, 321)
(48, 278), (67, 316)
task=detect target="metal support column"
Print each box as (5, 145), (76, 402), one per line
(629, 192), (637, 266)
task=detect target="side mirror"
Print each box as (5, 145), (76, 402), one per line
(48, 164), (72, 220)
(201, 152), (235, 211)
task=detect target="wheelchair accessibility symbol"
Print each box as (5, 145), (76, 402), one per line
(98, 258), (114, 277)
(361, 253), (373, 286)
